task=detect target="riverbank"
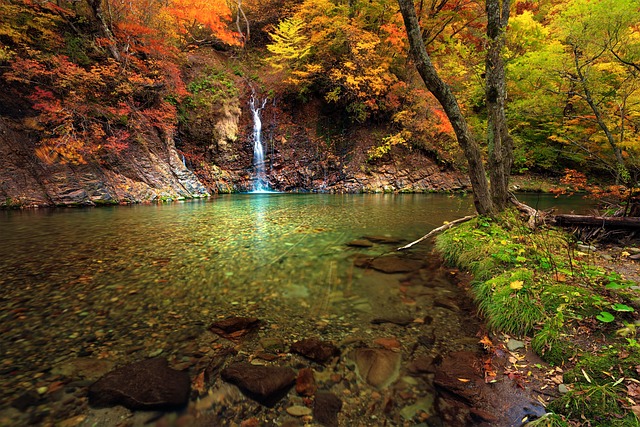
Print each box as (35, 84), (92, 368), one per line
(435, 210), (640, 426)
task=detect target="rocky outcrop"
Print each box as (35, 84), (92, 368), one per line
(0, 118), (209, 207)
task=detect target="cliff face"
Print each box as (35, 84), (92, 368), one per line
(0, 77), (468, 207)
(0, 117), (208, 207)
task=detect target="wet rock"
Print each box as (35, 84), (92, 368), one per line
(295, 367), (317, 397)
(433, 351), (482, 403)
(12, 390), (41, 411)
(370, 256), (423, 274)
(220, 362), (296, 407)
(507, 339), (525, 351)
(371, 316), (414, 326)
(290, 338), (339, 364)
(470, 407), (498, 423)
(260, 337), (285, 353)
(407, 356), (437, 375)
(286, 405), (312, 417)
(209, 317), (261, 341)
(313, 391), (342, 427)
(417, 333), (436, 348)
(353, 255), (373, 268)
(353, 348), (401, 389)
(346, 239), (374, 248)
(88, 358), (190, 410)
(373, 337), (402, 350)
(363, 235), (403, 244)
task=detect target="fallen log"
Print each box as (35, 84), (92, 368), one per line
(554, 214), (640, 229)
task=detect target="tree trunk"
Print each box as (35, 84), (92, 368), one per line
(486, 0), (513, 211)
(86, 0), (120, 61)
(573, 46), (627, 183)
(397, 0), (494, 215)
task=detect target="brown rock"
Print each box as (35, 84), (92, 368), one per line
(433, 351), (482, 404)
(407, 356), (437, 375)
(370, 256), (423, 274)
(371, 316), (414, 326)
(295, 368), (317, 397)
(373, 337), (402, 350)
(209, 317), (261, 341)
(346, 239), (374, 248)
(290, 338), (339, 364)
(353, 348), (401, 389)
(313, 391), (342, 427)
(88, 358), (190, 410)
(221, 362), (296, 407)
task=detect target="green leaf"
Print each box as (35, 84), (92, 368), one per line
(612, 303), (634, 312)
(596, 311), (615, 323)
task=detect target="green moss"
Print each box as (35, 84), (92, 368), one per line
(524, 413), (569, 427)
(547, 382), (634, 425)
(435, 209), (640, 425)
(564, 348), (640, 385)
(532, 318), (574, 366)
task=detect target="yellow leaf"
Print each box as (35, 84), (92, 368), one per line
(457, 378), (470, 382)
(510, 280), (524, 290)
(621, 251), (630, 257)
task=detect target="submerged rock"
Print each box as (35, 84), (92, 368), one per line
(88, 358), (190, 410)
(371, 316), (414, 326)
(313, 391), (342, 427)
(370, 256), (423, 274)
(295, 367), (317, 396)
(346, 239), (374, 248)
(352, 348), (401, 389)
(290, 338), (339, 364)
(209, 316), (261, 341)
(220, 363), (296, 407)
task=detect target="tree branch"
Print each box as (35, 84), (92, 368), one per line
(397, 215), (476, 250)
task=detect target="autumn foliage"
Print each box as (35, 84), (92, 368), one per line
(0, 0), (238, 164)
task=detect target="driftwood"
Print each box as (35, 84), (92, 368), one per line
(554, 214), (640, 229)
(397, 215), (476, 251)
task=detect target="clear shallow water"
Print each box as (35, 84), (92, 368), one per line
(0, 193), (594, 424)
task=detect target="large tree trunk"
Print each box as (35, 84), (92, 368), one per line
(397, 0), (494, 215)
(486, 0), (513, 211)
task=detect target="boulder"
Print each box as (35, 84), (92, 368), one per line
(290, 338), (339, 364)
(88, 358), (190, 410)
(221, 363), (296, 406)
(353, 348), (401, 389)
(313, 391), (342, 427)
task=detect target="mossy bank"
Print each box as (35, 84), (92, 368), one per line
(435, 210), (640, 426)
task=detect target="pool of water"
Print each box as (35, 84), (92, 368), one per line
(0, 193), (593, 425)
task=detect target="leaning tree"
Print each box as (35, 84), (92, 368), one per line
(397, 0), (513, 216)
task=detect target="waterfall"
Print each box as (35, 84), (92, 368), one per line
(249, 95), (269, 192)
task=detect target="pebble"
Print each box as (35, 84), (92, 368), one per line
(558, 384), (569, 394)
(286, 405), (312, 417)
(507, 339), (525, 351)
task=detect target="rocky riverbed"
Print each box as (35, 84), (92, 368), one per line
(0, 235), (552, 427)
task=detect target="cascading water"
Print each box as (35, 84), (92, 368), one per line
(249, 95), (269, 192)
